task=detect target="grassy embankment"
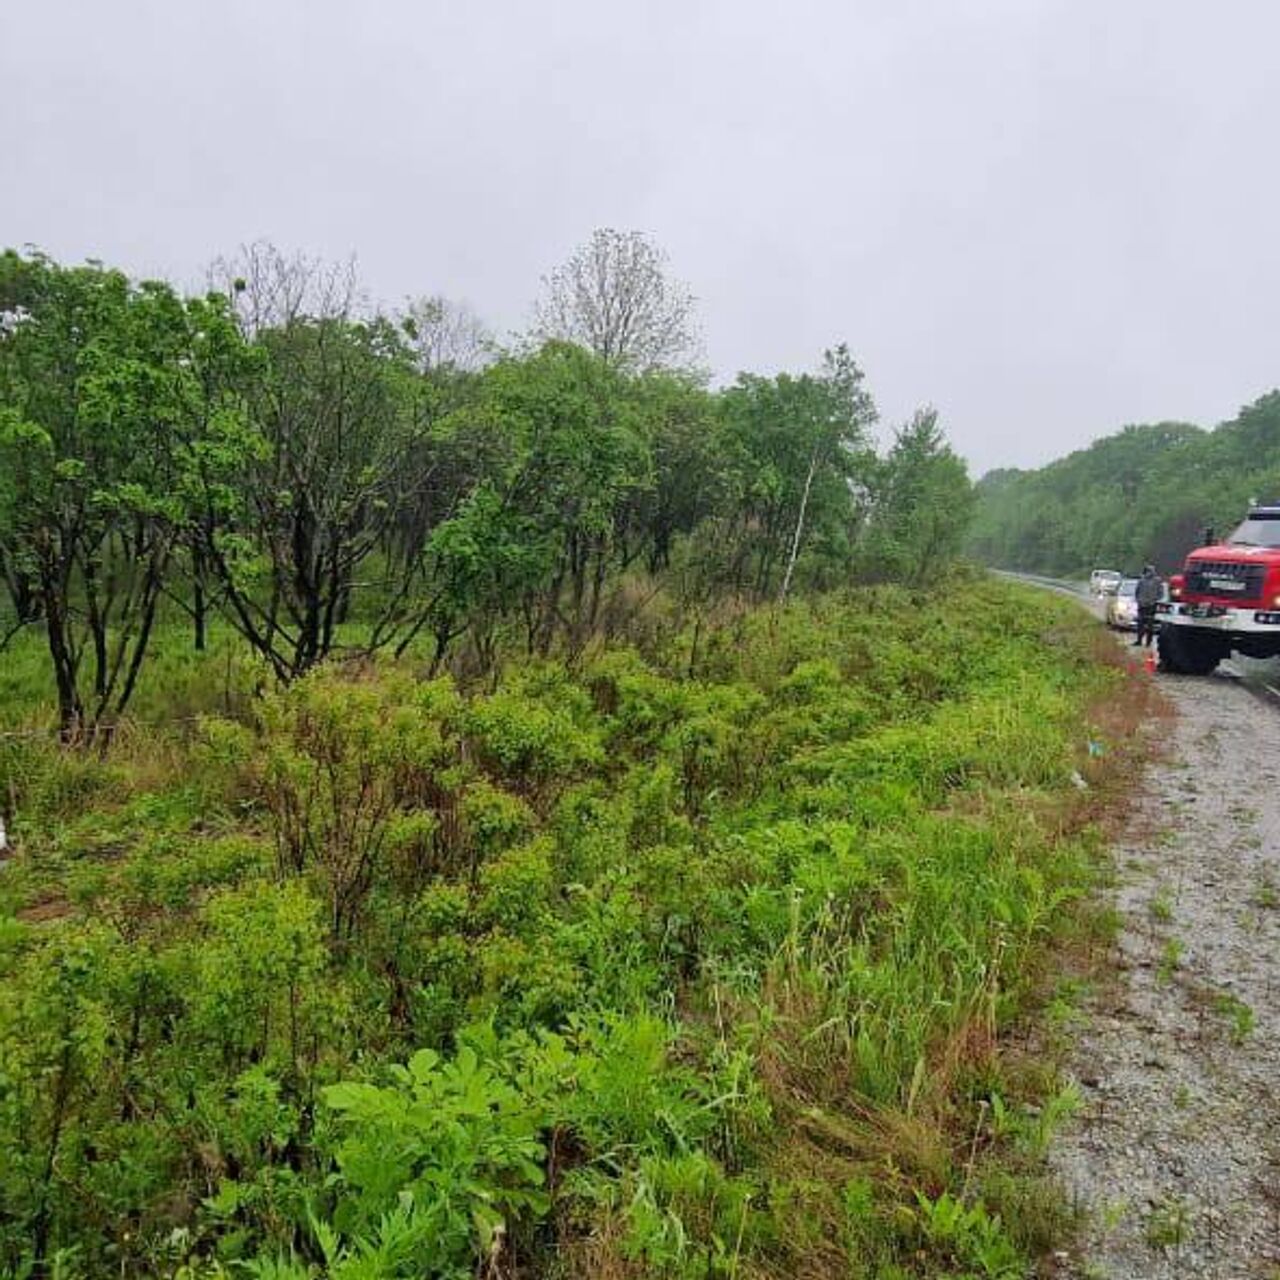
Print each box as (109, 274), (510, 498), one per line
(0, 575), (1148, 1278)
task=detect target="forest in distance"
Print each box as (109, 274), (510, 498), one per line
(966, 391), (1280, 577)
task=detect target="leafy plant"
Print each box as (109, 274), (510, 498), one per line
(319, 1042), (551, 1275)
(912, 1191), (1023, 1277)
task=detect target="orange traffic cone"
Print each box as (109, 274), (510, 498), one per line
(1144, 647), (1157, 674)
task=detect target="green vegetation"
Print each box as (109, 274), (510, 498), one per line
(1144, 1196), (1192, 1252)
(1157, 938), (1185, 985)
(0, 580), (1120, 1278)
(1148, 887), (1174, 924)
(0, 240), (1127, 1276)
(1213, 993), (1256, 1044)
(1, 243), (969, 738)
(967, 395), (1280, 574)
(1252, 874), (1278, 911)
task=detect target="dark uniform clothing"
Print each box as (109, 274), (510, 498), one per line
(1134, 570), (1162, 647)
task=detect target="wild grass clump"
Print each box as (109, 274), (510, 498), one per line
(0, 578), (1133, 1277)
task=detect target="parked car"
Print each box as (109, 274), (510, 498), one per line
(1106, 578), (1140, 629)
(1090, 568), (1123, 596)
(1107, 576), (1170, 630)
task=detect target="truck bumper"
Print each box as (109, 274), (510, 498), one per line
(1157, 601), (1280, 657)
(1157, 602), (1280, 633)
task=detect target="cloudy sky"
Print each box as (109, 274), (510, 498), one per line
(5, 0), (1278, 472)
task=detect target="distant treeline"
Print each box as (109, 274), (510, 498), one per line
(967, 392), (1280, 576)
(0, 234), (973, 737)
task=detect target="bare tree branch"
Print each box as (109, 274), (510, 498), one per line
(533, 228), (701, 373)
(208, 241), (362, 335)
(400, 295), (494, 374)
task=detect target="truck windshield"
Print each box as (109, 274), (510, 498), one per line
(1228, 514), (1280, 548)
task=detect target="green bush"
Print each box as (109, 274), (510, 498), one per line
(0, 581), (1117, 1276)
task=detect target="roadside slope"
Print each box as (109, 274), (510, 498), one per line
(1052, 666), (1280, 1277)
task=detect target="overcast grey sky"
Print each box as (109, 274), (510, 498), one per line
(4, 0), (1278, 472)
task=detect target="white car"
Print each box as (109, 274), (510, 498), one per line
(1107, 578), (1140, 629)
(1107, 577), (1169, 629)
(1090, 569), (1123, 596)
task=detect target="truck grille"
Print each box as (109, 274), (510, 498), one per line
(1184, 560), (1266, 598)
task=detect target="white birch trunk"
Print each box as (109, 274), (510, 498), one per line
(778, 445), (821, 604)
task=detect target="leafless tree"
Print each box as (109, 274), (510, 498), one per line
(534, 228), (700, 372)
(401, 294), (494, 374)
(208, 240), (362, 335)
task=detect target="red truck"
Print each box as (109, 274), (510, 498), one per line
(1157, 503), (1280, 674)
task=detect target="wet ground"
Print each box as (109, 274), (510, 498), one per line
(1049, 650), (1280, 1278)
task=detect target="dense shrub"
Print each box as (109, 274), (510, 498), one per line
(0, 580), (1118, 1277)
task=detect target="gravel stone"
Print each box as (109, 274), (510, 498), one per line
(1049, 661), (1280, 1279)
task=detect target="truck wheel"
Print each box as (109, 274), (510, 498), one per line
(1157, 628), (1184, 673)
(1158, 627), (1222, 676)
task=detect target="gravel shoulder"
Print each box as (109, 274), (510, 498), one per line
(1050, 654), (1280, 1277)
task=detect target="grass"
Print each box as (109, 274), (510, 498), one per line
(0, 614), (261, 735)
(0, 578), (1155, 1278)
(1144, 1196), (1192, 1251)
(1213, 993), (1256, 1044)
(1253, 875), (1279, 911)
(1148, 886), (1174, 924)
(1157, 938), (1184, 984)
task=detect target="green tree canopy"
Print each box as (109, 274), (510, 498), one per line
(0, 250), (251, 735)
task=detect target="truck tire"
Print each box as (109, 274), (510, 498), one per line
(1158, 627), (1222, 676)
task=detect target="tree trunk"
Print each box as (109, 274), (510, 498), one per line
(192, 545), (207, 652)
(778, 446), (821, 605)
(42, 577), (84, 740)
(193, 577), (207, 652)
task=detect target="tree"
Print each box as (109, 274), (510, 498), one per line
(202, 243), (471, 680)
(533, 229), (700, 373)
(715, 345), (877, 598)
(209, 240), (361, 337)
(620, 373), (721, 575)
(864, 408), (974, 585)
(454, 343), (653, 657)
(960, 408), (1280, 575)
(401, 295), (493, 375)
(777, 346), (878, 602)
(197, 310), (433, 680)
(0, 544), (41, 635)
(0, 250), (252, 737)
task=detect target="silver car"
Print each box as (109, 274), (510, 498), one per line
(1091, 568), (1123, 596)
(1106, 578), (1140, 629)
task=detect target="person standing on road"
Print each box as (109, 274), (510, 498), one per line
(1134, 564), (1162, 647)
